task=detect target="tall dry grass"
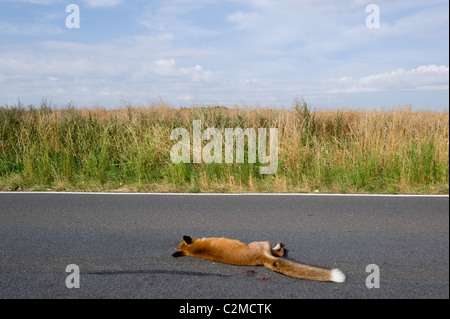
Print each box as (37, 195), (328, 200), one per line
(0, 100), (448, 193)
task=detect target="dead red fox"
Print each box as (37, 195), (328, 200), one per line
(172, 236), (345, 283)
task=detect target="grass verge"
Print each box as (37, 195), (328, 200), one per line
(0, 100), (448, 194)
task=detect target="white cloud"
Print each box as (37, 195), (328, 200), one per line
(227, 11), (265, 30)
(132, 57), (220, 82)
(224, 0), (448, 59)
(154, 58), (177, 76)
(138, 1), (221, 38)
(179, 64), (219, 82)
(0, 21), (63, 36)
(238, 0), (447, 13)
(0, 0), (62, 4)
(0, 49), (125, 78)
(328, 65), (449, 93)
(82, 0), (123, 7)
(0, 0), (123, 6)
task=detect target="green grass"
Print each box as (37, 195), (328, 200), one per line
(0, 101), (448, 194)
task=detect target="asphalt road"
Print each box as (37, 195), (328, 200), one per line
(0, 192), (448, 299)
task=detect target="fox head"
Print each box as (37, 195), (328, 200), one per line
(172, 235), (195, 257)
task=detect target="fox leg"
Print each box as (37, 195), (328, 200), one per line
(271, 242), (285, 257)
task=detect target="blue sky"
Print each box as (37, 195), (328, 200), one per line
(0, 0), (448, 110)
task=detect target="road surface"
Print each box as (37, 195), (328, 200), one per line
(0, 192), (448, 299)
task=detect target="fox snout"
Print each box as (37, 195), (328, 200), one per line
(172, 250), (185, 257)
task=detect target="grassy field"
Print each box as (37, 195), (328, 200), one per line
(0, 100), (448, 194)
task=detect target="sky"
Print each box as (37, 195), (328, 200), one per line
(0, 0), (448, 110)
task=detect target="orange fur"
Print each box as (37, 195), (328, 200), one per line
(172, 236), (345, 283)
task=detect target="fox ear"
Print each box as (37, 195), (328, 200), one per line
(183, 235), (194, 244)
(172, 251), (185, 258)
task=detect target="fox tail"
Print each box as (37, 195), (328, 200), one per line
(266, 258), (345, 283)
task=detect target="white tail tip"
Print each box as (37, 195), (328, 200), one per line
(331, 269), (346, 283)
